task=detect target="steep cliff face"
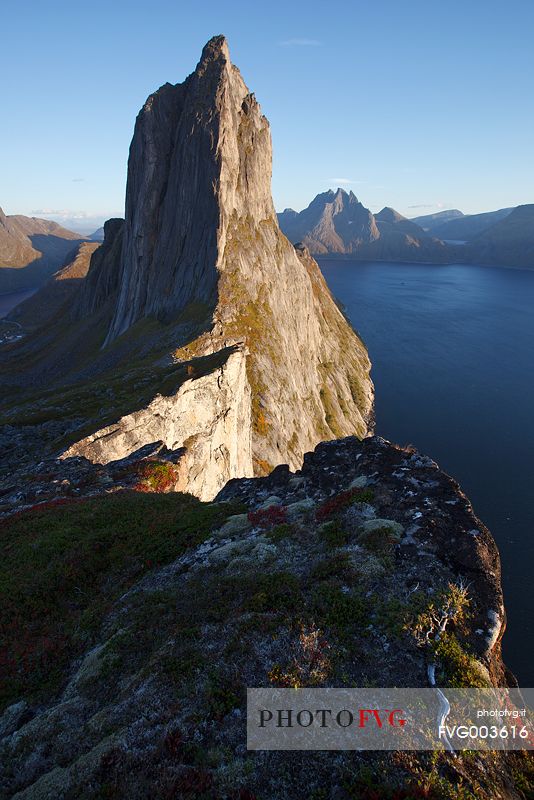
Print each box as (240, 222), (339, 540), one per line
(75, 218), (124, 317)
(106, 36), (275, 342)
(63, 345), (253, 500)
(70, 36), (373, 482)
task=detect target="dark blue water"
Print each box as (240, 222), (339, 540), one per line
(320, 259), (534, 685)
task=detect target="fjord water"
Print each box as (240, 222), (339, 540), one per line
(320, 259), (534, 685)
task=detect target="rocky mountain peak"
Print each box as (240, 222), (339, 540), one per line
(197, 33), (230, 68)
(44, 37), (373, 489)
(375, 206), (405, 223)
(105, 33), (275, 343)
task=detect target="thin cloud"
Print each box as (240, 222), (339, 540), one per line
(327, 178), (364, 186)
(279, 38), (322, 47)
(31, 209), (92, 219)
(72, 178), (85, 183)
(408, 204), (436, 209)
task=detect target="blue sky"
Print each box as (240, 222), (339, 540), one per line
(1, 0), (533, 232)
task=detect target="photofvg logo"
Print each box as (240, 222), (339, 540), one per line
(247, 688), (534, 751)
(258, 706), (406, 730)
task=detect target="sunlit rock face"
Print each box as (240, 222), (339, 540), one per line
(63, 345), (253, 501)
(106, 35), (275, 342)
(87, 35), (373, 479)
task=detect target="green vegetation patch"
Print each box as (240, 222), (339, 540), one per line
(433, 632), (490, 688)
(319, 519), (350, 548)
(266, 522), (297, 542)
(311, 583), (368, 638)
(0, 492), (244, 709)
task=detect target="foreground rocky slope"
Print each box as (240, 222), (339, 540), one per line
(2, 435), (531, 800)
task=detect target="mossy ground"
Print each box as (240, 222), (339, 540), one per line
(0, 492), (244, 709)
(1, 438), (530, 800)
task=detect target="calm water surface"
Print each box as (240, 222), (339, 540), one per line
(320, 259), (534, 685)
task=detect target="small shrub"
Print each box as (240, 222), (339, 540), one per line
(319, 520), (350, 547)
(268, 624), (331, 688)
(310, 553), (354, 583)
(406, 582), (471, 648)
(248, 505), (287, 529)
(433, 632), (490, 688)
(371, 596), (411, 638)
(245, 571), (301, 614)
(315, 488), (374, 522)
(134, 461), (179, 493)
(205, 672), (241, 719)
(266, 523), (296, 542)
(311, 583), (367, 634)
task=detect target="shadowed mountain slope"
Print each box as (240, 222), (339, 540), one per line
(431, 207), (514, 241)
(467, 204), (534, 268)
(0, 207), (87, 291)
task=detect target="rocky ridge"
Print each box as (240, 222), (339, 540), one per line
(1, 435), (529, 800)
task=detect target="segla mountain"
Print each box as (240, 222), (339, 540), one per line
(0, 36), (372, 500)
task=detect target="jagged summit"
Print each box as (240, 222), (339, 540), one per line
(198, 33), (230, 62)
(278, 187), (379, 254)
(278, 190), (451, 261)
(105, 32), (274, 343)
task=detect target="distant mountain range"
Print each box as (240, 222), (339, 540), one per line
(0, 207), (87, 292)
(465, 204), (534, 268)
(2, 189), (533, 296)
(278, 189), (449, 263)
(278, 190), (534, 268)
(417, 208), (514, 241)
(410, 209), (464, 230)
